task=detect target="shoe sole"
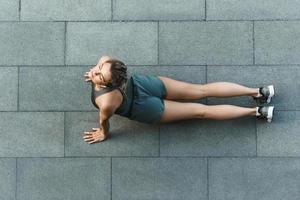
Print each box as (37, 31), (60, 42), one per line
(267, 106), (274, 122)
(267, 85), (275, 103)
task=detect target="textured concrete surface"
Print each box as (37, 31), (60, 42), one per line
(1, 0), (300, 199)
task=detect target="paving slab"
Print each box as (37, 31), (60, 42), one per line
(17, 158), (110, 200)
(112, 157), (207, 200)
(0, 22), (64, 65)
(160, 117), (256, 156)
(66, 22), (157, 65)
(257, 111), (300, 156)
(0, 158), (15, 200)
(113, 0), (205, 20)
(159, 21), (253, 65)
(0, 112), (64, 157)
(0, 67), (18, 111)
(255, 21), (300, 65)
(209, 158), (300, 200)
(21, 0), (111, 21)
(207, 0), (300, 20)
(0, 0), (19, 21)
(65, 112), (159, 156)
(19, 66), (92, 111)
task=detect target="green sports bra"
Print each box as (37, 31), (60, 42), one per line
(90, 76), (134, 118)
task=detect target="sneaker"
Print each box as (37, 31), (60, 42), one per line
(256, 106), (274, 122)
(253, 85), (275, 104)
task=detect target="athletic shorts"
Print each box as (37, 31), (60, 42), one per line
(129, 74), (167, 124)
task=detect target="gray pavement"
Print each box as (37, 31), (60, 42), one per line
(1, 0), (300, 199)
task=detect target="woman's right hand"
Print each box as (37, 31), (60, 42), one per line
(84, 70), (92, 82)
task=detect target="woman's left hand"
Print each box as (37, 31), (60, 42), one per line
(83, 128), (107, 144)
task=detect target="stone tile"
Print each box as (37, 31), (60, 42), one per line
(65, 112), (159, 156)
(160, 117), (255, 156)
(66, 22), (157, 65)
(17, 158), (110, 200)
(207, 0), (300, 20)
(0, 67), (18, 111)
(112, 157), (207, 200)
(0, 112), (64, 157)
(113, 0), (205, 20)
(207, 65), (300, 110)
(0, 22), (64, 65)
(0, 0), (19, 20)
(257, 111), (300, 156)
(255, 21), (300, 64)
(0, 158), (15, 200)
(209, 158), (300, 200)
(128, 65), (207, 103)
(19, 66), (94, 111)
(159, 21), (253, 65)
(21, 0), (111, 21)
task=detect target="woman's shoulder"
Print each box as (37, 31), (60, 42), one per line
(95, 89), (123, 109)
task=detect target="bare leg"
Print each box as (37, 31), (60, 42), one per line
(201, 82), (259, 98)
(159, 99), (257, 123)
(200, 104), (257, 120)
(158, 76), (260, 100)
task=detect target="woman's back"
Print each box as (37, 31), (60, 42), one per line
(91, 75), (134, 118)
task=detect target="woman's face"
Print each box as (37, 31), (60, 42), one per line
(87, 62), (112, 86)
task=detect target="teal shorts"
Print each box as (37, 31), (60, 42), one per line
(129, 74), (167, 124)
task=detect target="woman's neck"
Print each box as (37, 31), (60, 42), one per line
(94, 84), (107, 91)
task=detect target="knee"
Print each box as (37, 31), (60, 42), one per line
(194, 104), (206, 118)
(196, 84), (207, 97)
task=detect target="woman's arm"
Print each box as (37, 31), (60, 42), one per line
(98, 55), (112, 66)
(99, 105), (116, 137)
(83, 105), (115, 144)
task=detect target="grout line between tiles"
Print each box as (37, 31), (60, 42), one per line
(3, 64), (300, 67)
(3, 156), (300, 159)
(110, 157), (112, 200)
(207, 157), (209, 200)
(64, 112), (65, 157)
(18, 0), (21, 21)
(64, 22), (67, 66)
(17, 66), (19, 111)
(111, 0), (113, 21)
(253, 21), (255, 65)
(205, 64), (208, 104)
(157, 21), (159, 65)
(15, 158), (17, 200)
(158, 125), (160, 157)
(1, 19), (300, 22)
(0, 109), (299, 112)
(205, 0), (207, 21)
(255, 119), (258, 157)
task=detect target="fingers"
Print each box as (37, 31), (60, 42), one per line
(84, 71), (92, 82)
(83, 128), (98, 135)
(88, 140), (98, 144)
(82, 128), (105, 144)
(85, 138), (94, 142)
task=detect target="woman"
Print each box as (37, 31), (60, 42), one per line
(83, 55), (275, 144)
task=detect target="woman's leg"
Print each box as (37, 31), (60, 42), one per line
(159, 99), (257, 123)
(158, 76), (259, 100)
(199, 104), (257, 120)
(200, 82), (259, 98)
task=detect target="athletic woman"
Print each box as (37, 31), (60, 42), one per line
(83, 55), (275, 144)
